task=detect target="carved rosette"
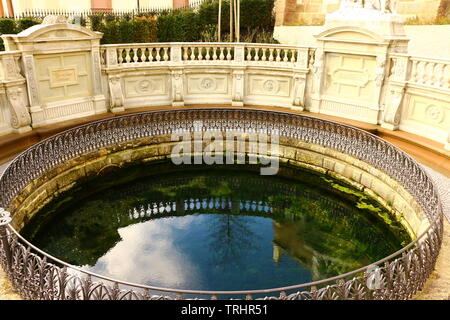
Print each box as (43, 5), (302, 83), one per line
(136, 80), (153, 94)
(200, 78), (215, 91)
(425, 105), (444, 124)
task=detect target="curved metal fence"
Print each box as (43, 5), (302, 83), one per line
(0, 108), (444, 300)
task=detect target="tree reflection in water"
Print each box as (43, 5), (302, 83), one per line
(22, 162), (411, 290)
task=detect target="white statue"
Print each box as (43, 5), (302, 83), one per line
(340, 0), (397, 13)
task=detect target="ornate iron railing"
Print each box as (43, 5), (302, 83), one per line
(0, 108), (443, 300)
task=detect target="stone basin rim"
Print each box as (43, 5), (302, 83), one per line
(0, 108), (443, 299)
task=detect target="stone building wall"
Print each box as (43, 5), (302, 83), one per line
(275, 0), (450, 25)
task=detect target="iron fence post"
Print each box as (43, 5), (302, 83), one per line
(0, 208), (12, 274)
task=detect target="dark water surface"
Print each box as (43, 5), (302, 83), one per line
(22, 162), (410, 292)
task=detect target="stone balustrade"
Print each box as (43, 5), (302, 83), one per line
(0, 21), (449, 151)
(408, 56), (450, 90)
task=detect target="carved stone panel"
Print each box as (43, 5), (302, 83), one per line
(186, 74), (229, 95)
(35, 52), (93, 104)
(404, 95), (449, 131)
(248, 75), (291, 97)
(124, 76), (169, 98)
(323, 53), (377, 104)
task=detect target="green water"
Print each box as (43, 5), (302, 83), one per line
(22, 162), (411, 293)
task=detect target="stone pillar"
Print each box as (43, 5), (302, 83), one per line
(91, 39), (107, 114)
(310, 6), (409, 123)
(108, 74), (124, 112)
(0, 53), (32, 133)
(170, 45), (184, 107)
(291, 47), (310, 111)
(381, 55), (409, 130)
(232, 44), (245, 107)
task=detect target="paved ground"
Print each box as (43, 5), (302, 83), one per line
(274, 25), (450, 60)
(423, 165), (450, 222)
(413, 166), (450, 300)
(0, 161), (448, 300)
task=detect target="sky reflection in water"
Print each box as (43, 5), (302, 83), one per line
(24, 165), (410, 292)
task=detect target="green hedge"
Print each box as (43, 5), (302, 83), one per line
(0, 17), (40, 50)
(0, 0), (275, 50)
(99, 17), (158, 44)
(157, 10), (201, 42)
(95, 0), (275, 44)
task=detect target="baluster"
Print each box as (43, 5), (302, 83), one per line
(268, 48), (274, 62)
(427, 62), (436, 86)
(226, 47), (232, 60)
(261, 48), (267, 61)
(125, 48), (131, 64)
(140, 47), (146, 63)
(145, 48), (151, 62)
(117, 48), (124, 64)
(419, 61), (427, 84)
(254, 48), (260, 61)
(183, 47), (189, 61)
(163, 47), (169, 61)
(434, 63), (444, 88)
(205, 47), (210, 60)
(246, 47), (252, 61)
(410, 60), (419, 83)
(212, 47), (218, 60)
(219, 47), (225, 61)
(198, 47), (204, 61)
(276, 48), (281, 62)
(132, 48), (139, 63)
(190, 47), (196, 61)
(445, 64), (450, 89)
(291, 49), (296, 63)
(156, 47), (161, 61)
(282, 49), (288, 62)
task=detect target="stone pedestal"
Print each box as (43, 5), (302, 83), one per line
(1, 16), (107, 128)
(309, 5), (409, 124)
